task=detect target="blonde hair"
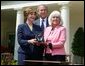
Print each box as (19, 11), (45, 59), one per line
(24, 8), (36, 17)
(48, 10), (63, 25)
(24, 8), (36, 21)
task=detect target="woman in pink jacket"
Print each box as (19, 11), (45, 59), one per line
(44, 10), (66, 61)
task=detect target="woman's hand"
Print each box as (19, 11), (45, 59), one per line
(28, 39), (38, 45)
(39, 42), (48, 47)
(44, 42), (49, 47)
(34, 42), (48, 46)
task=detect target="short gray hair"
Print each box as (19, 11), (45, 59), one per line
(48, 10), (63, 25)
(37, 4), (48, 12)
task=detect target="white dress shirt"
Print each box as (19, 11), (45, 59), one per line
(40, 17), (47, 29)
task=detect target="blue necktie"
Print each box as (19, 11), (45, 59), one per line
(41, 19), (44, 30)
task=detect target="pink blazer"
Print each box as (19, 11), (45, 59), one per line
(44, 25), (66, 55)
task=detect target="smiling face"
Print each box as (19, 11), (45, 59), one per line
(25, 8), (36, 23)
(51, 16), (60, 27)
(27, 12), (36, 22)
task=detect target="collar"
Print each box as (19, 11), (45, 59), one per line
(40, 17), (47, 22)
(26, 19), (33, 27)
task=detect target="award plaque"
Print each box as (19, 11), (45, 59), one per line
(35, 32), (44, 42)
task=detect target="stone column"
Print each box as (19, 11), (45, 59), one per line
(60, 4), (70, 62)
(14, 8), (24, 60)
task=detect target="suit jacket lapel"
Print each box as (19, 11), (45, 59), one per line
(44, 27), (52, 42)
(25, 23), (30, 31)
(52, 28), (60, 41)
(32, 24), (36, 34)
(37, 19), (41, 27)
(46, 17), (49, 27)
(25, 23), (34, 34)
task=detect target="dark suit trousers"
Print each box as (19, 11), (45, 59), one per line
(18, 53), (26, 65)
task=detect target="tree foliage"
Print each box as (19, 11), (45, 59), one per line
(71, 27), (84, 57)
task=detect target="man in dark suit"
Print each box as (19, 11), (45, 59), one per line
(34, 5), (49, 31)
(34, 5), (49, 61)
